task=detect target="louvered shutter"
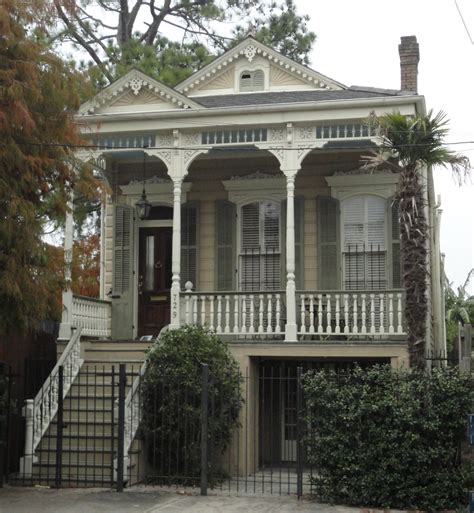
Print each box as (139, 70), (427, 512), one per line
(253, 70), (264, 90)
(342, 195), (387, 290)
(111, 204), (134, 339)
(390, 200), (402, 288)
(317, 196), (340, 290)
(294, 197), (304, 290)
(215, 200), (236, 291)
(240, 202), (281, 291)
(181, 202), (198, 288)
(240, 70), (264, 92)
(262, 202), (281, 290)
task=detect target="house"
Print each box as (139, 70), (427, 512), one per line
(20, 35), (446, 486)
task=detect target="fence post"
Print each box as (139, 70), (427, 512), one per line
(55, 365), (64, 488)
(460, 324), (472, 374)
(296, 366), (304, 498)
(200, 363), (209, 496)
(116, 364), (126, 492)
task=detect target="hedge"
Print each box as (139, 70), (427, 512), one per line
(302, 365), (473, 511)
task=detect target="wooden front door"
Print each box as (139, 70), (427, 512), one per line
(138, 227), (172, 337)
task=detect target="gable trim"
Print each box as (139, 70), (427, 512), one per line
(78, 69), (202, 115)
(176, 36), (346, 94)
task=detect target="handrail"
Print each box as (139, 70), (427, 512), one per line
(32, 328), (83, 451)
(121, 325), (168, 481)
(72, 295), (111, 338)
(72, 294), (111, 305)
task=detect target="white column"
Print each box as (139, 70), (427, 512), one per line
(170, 178), (182, 328)
(284, 172), (298, 341)
(58, 201), (74, 341)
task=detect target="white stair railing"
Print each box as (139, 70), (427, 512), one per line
(119, 326), (168, 482)
(20, 328), (83, 477)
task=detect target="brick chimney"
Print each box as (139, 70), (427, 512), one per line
(398, 36), (420, 93)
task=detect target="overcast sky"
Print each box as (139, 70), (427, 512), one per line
(291, 0), (474, 291)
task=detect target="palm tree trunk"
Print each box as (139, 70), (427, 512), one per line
(397, 164), (428, 369)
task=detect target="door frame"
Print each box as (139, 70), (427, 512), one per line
(133, 218), (173, 339)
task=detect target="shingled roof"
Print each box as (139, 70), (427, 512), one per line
(192, 87), (408, 108)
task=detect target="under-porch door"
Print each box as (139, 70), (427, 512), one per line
(138, 227), (172, 337)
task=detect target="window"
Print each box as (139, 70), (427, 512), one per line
(342, 195), (387, 290)
(239, 201), (281, 291)
(240, 70), (264, 92)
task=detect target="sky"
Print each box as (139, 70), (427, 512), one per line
(291, 0), (474, 292)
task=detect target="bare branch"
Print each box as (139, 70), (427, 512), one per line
(53, 1), (113, 82)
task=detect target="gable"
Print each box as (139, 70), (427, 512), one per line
(177, 37), (346, 97)
(78, 69), (200, 116)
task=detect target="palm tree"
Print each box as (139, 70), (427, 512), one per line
(365, 111), (470, 369)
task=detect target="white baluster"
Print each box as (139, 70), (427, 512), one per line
(200, 296), (206, 326)
(275, 294), (281, 334)
(352, 294), (358, 334)
(344, 294), (349, 334)
(309, 295), (315, 334)
(234, 296), (239, 335)
(335, 294), (341, 334)
(224, 295), (230, 334)
(192, 296), (198, 325)
(241, 295), (247, 334)
(216, 295), (222, 333)
(397, 293), (403, 333)
(267, 294), (273, 334)
(300, 294), (306, 334)
(209, 296), (215, 331)
(317, 294), (323, 334)
(370, 294), (376, 334)
(361, 294), (367, 334)
(379, 293), (385, 334)
(326, 294), (332, 334)
(388, 293), (394, 334)
(248, 295), (255, 334)
(258, 295), (264, 333)
(184, 284), (192, 324)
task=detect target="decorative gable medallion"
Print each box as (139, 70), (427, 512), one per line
(78, 70), (200, 115)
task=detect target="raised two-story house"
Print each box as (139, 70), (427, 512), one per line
(20, 35), (445, 486)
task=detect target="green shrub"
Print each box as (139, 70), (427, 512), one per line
(303, 365), (473, 511)
(141, 326), (243, 485)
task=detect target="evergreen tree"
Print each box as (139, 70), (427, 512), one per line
(0, 0), (101, 333)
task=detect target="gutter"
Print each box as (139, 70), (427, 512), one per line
(75, 94), (426, 124)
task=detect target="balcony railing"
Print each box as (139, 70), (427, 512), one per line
(182, 284), (284, 336)
(297, 290), (406, 336)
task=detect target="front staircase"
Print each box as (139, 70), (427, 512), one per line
(25, 339), (150, 487)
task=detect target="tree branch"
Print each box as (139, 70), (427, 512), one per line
(53, 1), (114, 82)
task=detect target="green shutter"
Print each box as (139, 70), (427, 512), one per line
(295, 197), (304, 290)
(317, 196), (340, 290)
(181, 202), (198, 288)
(111, 204), (134, 339)
(215, 200), (236, 291)
(391, 199), (402, 288)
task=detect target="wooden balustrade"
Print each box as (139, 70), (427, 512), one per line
(72, 295), (111, 338)
(182, 283), (283, 336)
(297, 290), (406, 336)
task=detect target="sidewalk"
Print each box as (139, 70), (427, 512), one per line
(0, 486), (390, 513)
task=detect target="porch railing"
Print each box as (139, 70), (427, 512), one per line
(297, 290), (406, 336)
(72, 295), (111, 338)
(182, 283), (284, 336)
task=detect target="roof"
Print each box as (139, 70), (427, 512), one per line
(192, 87), (408, 108)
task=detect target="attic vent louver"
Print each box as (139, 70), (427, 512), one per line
(240, 70), (264, 92)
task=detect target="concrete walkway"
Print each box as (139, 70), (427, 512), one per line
(0, 486), (396, 513)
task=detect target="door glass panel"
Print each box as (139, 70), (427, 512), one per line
(145, 235), (155, 290)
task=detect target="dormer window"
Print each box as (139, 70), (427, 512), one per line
(240, 70), (264, 92)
